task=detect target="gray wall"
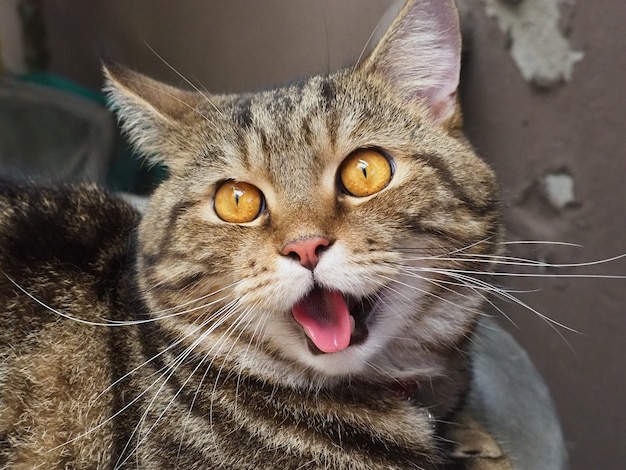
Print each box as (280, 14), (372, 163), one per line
(16, 0), (626, 468)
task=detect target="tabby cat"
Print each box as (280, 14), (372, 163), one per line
(0, 0), (511, 468)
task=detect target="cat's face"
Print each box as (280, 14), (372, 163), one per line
(106, 0), (500, 386)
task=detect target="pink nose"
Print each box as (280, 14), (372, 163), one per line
(282, 236), (330, 270)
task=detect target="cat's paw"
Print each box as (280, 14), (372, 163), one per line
(445, 413), (513, 470)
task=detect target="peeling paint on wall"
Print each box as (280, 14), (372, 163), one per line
(483, 0), (584, 87)
(543, 171), (575, 210)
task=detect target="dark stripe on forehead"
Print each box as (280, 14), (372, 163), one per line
(318, 78), (339, 147)
(258, 127), (272, 155)
(272, 85), (301, 115)
(320, 78), (336, 107)
(301, 115), (315, 146)
(233, 97), (254, 129)
(232, 100), (255, 168)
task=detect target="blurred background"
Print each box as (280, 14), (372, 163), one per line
(1, 0), (624, 468)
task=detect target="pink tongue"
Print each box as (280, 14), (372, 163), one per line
(292, 288), (351, 353)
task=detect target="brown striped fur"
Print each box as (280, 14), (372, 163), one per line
(0, 1), (506, 468)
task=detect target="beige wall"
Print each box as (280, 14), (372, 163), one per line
(34, 1), (626, 468)
(0, 0), (26, 73)
(42, 0), (399, 92)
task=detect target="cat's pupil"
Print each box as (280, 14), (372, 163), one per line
(359, 163), (368, 178)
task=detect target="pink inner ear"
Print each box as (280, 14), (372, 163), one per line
(423, 87), (459, 123)
(366, 0), (462, 123)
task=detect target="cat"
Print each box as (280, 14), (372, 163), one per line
(0, 0), (515, 468)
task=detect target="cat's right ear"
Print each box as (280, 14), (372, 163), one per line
(360, 0), (461, 125)
(103, 61), (204, 172)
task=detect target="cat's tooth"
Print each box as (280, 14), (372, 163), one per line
(350, 315), (355, 333)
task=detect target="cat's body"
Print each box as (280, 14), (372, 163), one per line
(0, 183), (448, 469)
(0, 1), (515, 468)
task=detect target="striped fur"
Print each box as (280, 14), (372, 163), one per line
(0, 1), (505, 468)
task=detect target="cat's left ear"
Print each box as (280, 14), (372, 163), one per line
(361, 0), (461, 124)
(103, 61), (205, 172)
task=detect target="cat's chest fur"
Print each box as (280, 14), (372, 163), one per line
(0, 0), (506, 468)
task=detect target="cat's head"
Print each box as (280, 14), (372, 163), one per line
(105, 0), (500, 387)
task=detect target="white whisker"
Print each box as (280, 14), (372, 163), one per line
(115, 301), (245, 468)
(419, 267), (579, 334)
(398, 253), (626, 271)
(52, 298), (237, 460)
(144, 42), (225, 118)
(3, 271), (243, 328)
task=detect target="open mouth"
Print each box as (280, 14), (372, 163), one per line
(291, 285), (374, 355)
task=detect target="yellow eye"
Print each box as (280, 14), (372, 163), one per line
(339, 149), (393, 197)
(214, 181), (264, 223)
